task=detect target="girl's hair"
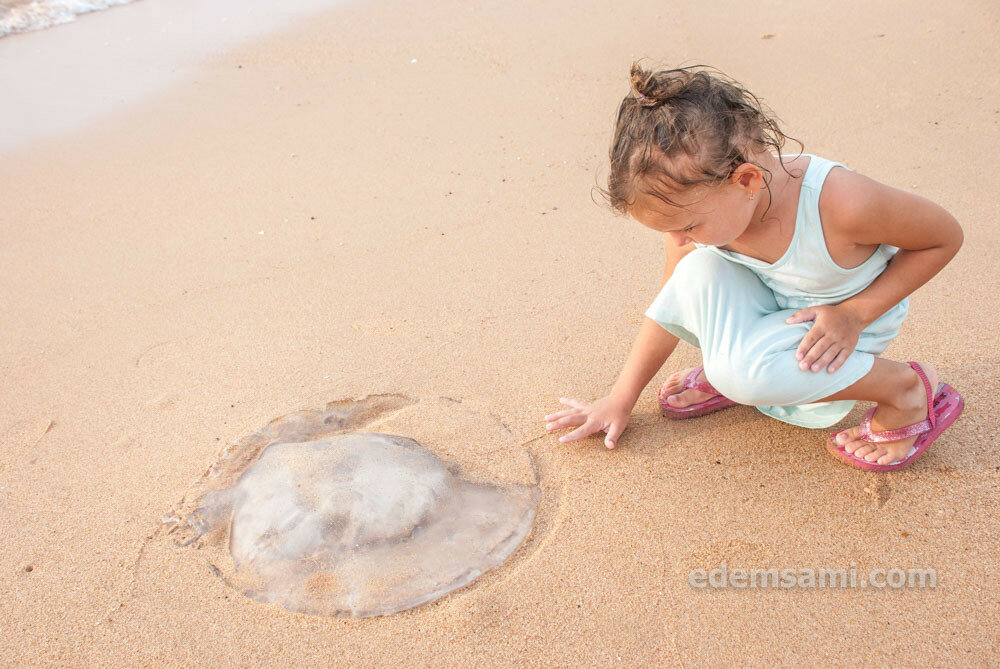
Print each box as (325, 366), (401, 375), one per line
(595, 62), (804, 218)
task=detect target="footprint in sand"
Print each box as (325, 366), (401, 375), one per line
(164, 394), (541, 618)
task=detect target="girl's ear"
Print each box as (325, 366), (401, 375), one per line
(731, 163), (762, 191)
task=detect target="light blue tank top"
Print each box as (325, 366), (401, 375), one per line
(693, 154), (900, 309)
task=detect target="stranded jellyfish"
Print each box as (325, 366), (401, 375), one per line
(165, 394), (540, 617)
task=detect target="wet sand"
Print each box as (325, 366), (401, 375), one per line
(1, 0), (999, 665)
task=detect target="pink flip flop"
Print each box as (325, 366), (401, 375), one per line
(660, 365), (738, 419)
(826, 361), (964, 472)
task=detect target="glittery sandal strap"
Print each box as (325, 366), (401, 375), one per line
(858, 405), (933, 443)
(907, 361), (937, 431)
(857, 361), (937, 443)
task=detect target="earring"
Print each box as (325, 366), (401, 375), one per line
(749, 192), (755, 200)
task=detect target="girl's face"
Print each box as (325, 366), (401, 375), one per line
(627, 164), (764, 247)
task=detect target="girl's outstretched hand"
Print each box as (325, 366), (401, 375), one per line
(785, 304), (865, 373)
(544, 395), (632, 449)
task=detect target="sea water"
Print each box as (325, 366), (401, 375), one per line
(0, 0), (350, 153)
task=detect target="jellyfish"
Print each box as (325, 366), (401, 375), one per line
(166, 394), (540, 617)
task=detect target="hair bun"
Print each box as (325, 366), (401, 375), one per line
(629, 62), (688, 107)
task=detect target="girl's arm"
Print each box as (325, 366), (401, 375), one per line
(546, 241), (691, 448)
(609, 317), (681, 408)
(821, 169), (964, 327)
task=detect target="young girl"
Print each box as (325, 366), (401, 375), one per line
(544, 63), (965, 472)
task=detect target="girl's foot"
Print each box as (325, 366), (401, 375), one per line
(658, 366), (718, 408)
(833, 362), (940, 466)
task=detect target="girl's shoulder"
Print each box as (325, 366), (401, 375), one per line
(817, 160), (962, 253)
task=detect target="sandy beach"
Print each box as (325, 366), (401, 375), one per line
(2, 0), (999, 665)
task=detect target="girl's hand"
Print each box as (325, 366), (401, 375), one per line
(785, 305), (865, 373)
(543, 395), (632, 449)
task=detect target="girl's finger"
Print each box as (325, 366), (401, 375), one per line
(546, 414), (585, 431)
(827, 348), (851, 373)
(544, 408), (577, 421)
(812, 346), (840, 372)
(604, 422), (625, 449)
(795, 336), (816, 361)
(799, 336), (831, 369)
(558, 420), (595, 443)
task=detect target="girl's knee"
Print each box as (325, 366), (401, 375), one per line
(668, 249), (768, 304)
(662, 249), (745, 308)
(673, 247), (738, 281)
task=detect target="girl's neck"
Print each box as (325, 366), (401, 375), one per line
(745, 152), (803, 235)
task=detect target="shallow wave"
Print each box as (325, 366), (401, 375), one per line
(0, 0), (139, 38)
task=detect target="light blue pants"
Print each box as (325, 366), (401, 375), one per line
(645, 248), (909, 429)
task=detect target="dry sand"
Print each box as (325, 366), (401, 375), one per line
(2, 0), (999, 665)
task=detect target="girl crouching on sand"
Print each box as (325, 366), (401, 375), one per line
(544, 63), (964, 472)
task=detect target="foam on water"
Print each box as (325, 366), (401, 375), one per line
(0, 0), (139, 37)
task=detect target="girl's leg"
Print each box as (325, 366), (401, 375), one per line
(813, 356), (929, 407)
(646, 248), (934, 465)
(645, 248), (891, 427)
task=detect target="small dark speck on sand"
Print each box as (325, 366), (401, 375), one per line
(24, 565), (34, 573)
(762, 34), (775, 39)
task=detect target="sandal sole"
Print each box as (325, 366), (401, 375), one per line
(660, 395), (738, 419)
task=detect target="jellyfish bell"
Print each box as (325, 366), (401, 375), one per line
(170, 396), (540, 617)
